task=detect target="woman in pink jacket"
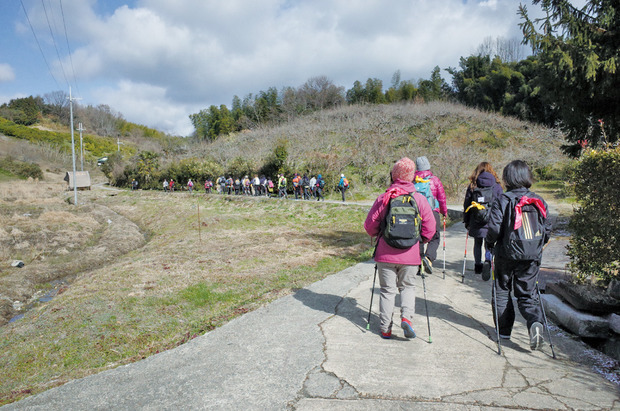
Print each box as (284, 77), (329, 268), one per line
(414, 156), (448, 274)
(364, 157), (436, 339)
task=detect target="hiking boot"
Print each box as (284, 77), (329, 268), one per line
(422, 256), (433, 275)
(481, 260), (492, 281)
(401, 318), (416, 339)
(381, 322), (393, 339)
(474, 263), (483, 274)
(529, 322), (544, 350)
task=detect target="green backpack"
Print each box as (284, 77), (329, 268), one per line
(382, 193), (422, 249)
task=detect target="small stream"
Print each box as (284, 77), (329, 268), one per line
(8, 279), (69, 323)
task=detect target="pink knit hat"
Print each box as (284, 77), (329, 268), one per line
(391, 157), (416, 182)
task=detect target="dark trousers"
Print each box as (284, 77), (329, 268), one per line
(473, 237), (492, 265)
(316, 187), (324, 201)
(419, 211), (441, 262)
(492, 257), (543, 336)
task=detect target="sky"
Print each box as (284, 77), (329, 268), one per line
(0, 0), (551, 137)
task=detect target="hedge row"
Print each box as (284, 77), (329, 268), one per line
(568, 146), (620, 283)
(0, 117), (133, 159)
(0, 156), (44, 180)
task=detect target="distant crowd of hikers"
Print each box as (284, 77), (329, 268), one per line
(159, 172), (351, 202)
(151, 155), (551, 355)
(365, 156), (551, 356)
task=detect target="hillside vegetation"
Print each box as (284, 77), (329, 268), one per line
(0, 100), (573, 405)
(186, 101), (567, 199)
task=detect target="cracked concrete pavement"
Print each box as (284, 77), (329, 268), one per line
(4, 215), (619, 410)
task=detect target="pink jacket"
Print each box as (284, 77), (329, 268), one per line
(364, 179), (437, 265)
(414, 170), (448, 216)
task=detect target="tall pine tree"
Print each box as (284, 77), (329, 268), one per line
(520, 0), (619, 154)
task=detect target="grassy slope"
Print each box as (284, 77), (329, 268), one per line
(195, 101), (568, 200)
(0, 101), (573, 404)
(0, 189), (372, 404)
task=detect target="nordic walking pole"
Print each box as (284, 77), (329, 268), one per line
(421, 263), (432, 343)
(197, 201), (202, 245)
(491, 256), (502, 355)
(536, 280), (557, 359)
(366, 264), (378, 330)
(442, 216), (446, 280)
(461, 233), (469, 283)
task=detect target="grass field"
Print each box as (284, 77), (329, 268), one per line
(0, 183), (374, 405)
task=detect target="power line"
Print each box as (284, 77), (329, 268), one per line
(41, 0), (70, 89)
(19, 0), (62, 90)
(58, 0), (81, 97)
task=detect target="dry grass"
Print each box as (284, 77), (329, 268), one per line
(193, 101), (567, 201)
(0, 184), (371, 405)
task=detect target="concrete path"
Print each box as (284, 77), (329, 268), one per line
(4, 217), (619, 410)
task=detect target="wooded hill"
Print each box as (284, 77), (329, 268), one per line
(0, 100), (568, 200)
(102, 101), (567, 199)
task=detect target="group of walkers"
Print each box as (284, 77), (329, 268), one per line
(365, 156), (551, 355)
(161, 173), (341, 201)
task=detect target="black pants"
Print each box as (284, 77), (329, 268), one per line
(316, 187), (324, 201)
(419, 211), (441, 262)
(492, 257), (543, 336)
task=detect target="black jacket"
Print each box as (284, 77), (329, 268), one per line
(463, 171), (503, 238)
(486, 187), (552, 260)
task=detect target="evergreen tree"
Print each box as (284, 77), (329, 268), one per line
(520, 0), (620, 152)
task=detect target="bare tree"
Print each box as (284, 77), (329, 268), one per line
(476, 36), (526, 63)
(298, 76), (345, 111)
(43, 90), (70, 124)
(79, 104), (121, 137)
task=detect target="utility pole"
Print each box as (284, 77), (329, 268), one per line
(68, 87), (81, 206)
(77, 123), (85, 171)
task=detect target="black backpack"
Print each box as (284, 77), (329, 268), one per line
(467, 186), (495, 225)
(382, 193), (422, 249)
(501, 192), (548, 261)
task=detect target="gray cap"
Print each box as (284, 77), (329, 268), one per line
(415, 156), (431, 171)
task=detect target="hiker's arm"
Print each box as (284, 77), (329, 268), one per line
(542, 198), (552, 245)
(485, 196), (504, 248)
(463, 188), (472, 227)
(363, 197), (386, 237)
(434, 177), (448, 216)
(417, 194), (436, 243)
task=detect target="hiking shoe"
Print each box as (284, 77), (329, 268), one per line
(474, 263), (483, 274)
(381, 322), (393, 339)
(529, 322), (544, 350)
(422, 256), (433, 275)
(481, 260), (492, 281)
(401, 318), (416, 339)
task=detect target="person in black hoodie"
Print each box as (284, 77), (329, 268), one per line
(486, 160), (552, 351)
(463, 162), (503, 280)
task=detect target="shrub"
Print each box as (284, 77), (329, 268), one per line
(567, 146), (620, 283)
(0, 156), (44, 180)
(0, 117), (133, 159)
(160, 158), (224, 189)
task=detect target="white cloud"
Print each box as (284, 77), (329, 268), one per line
(94, 80), (196, 136)
(0, 64), (16, 82)
(24, 0), (533, 135)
